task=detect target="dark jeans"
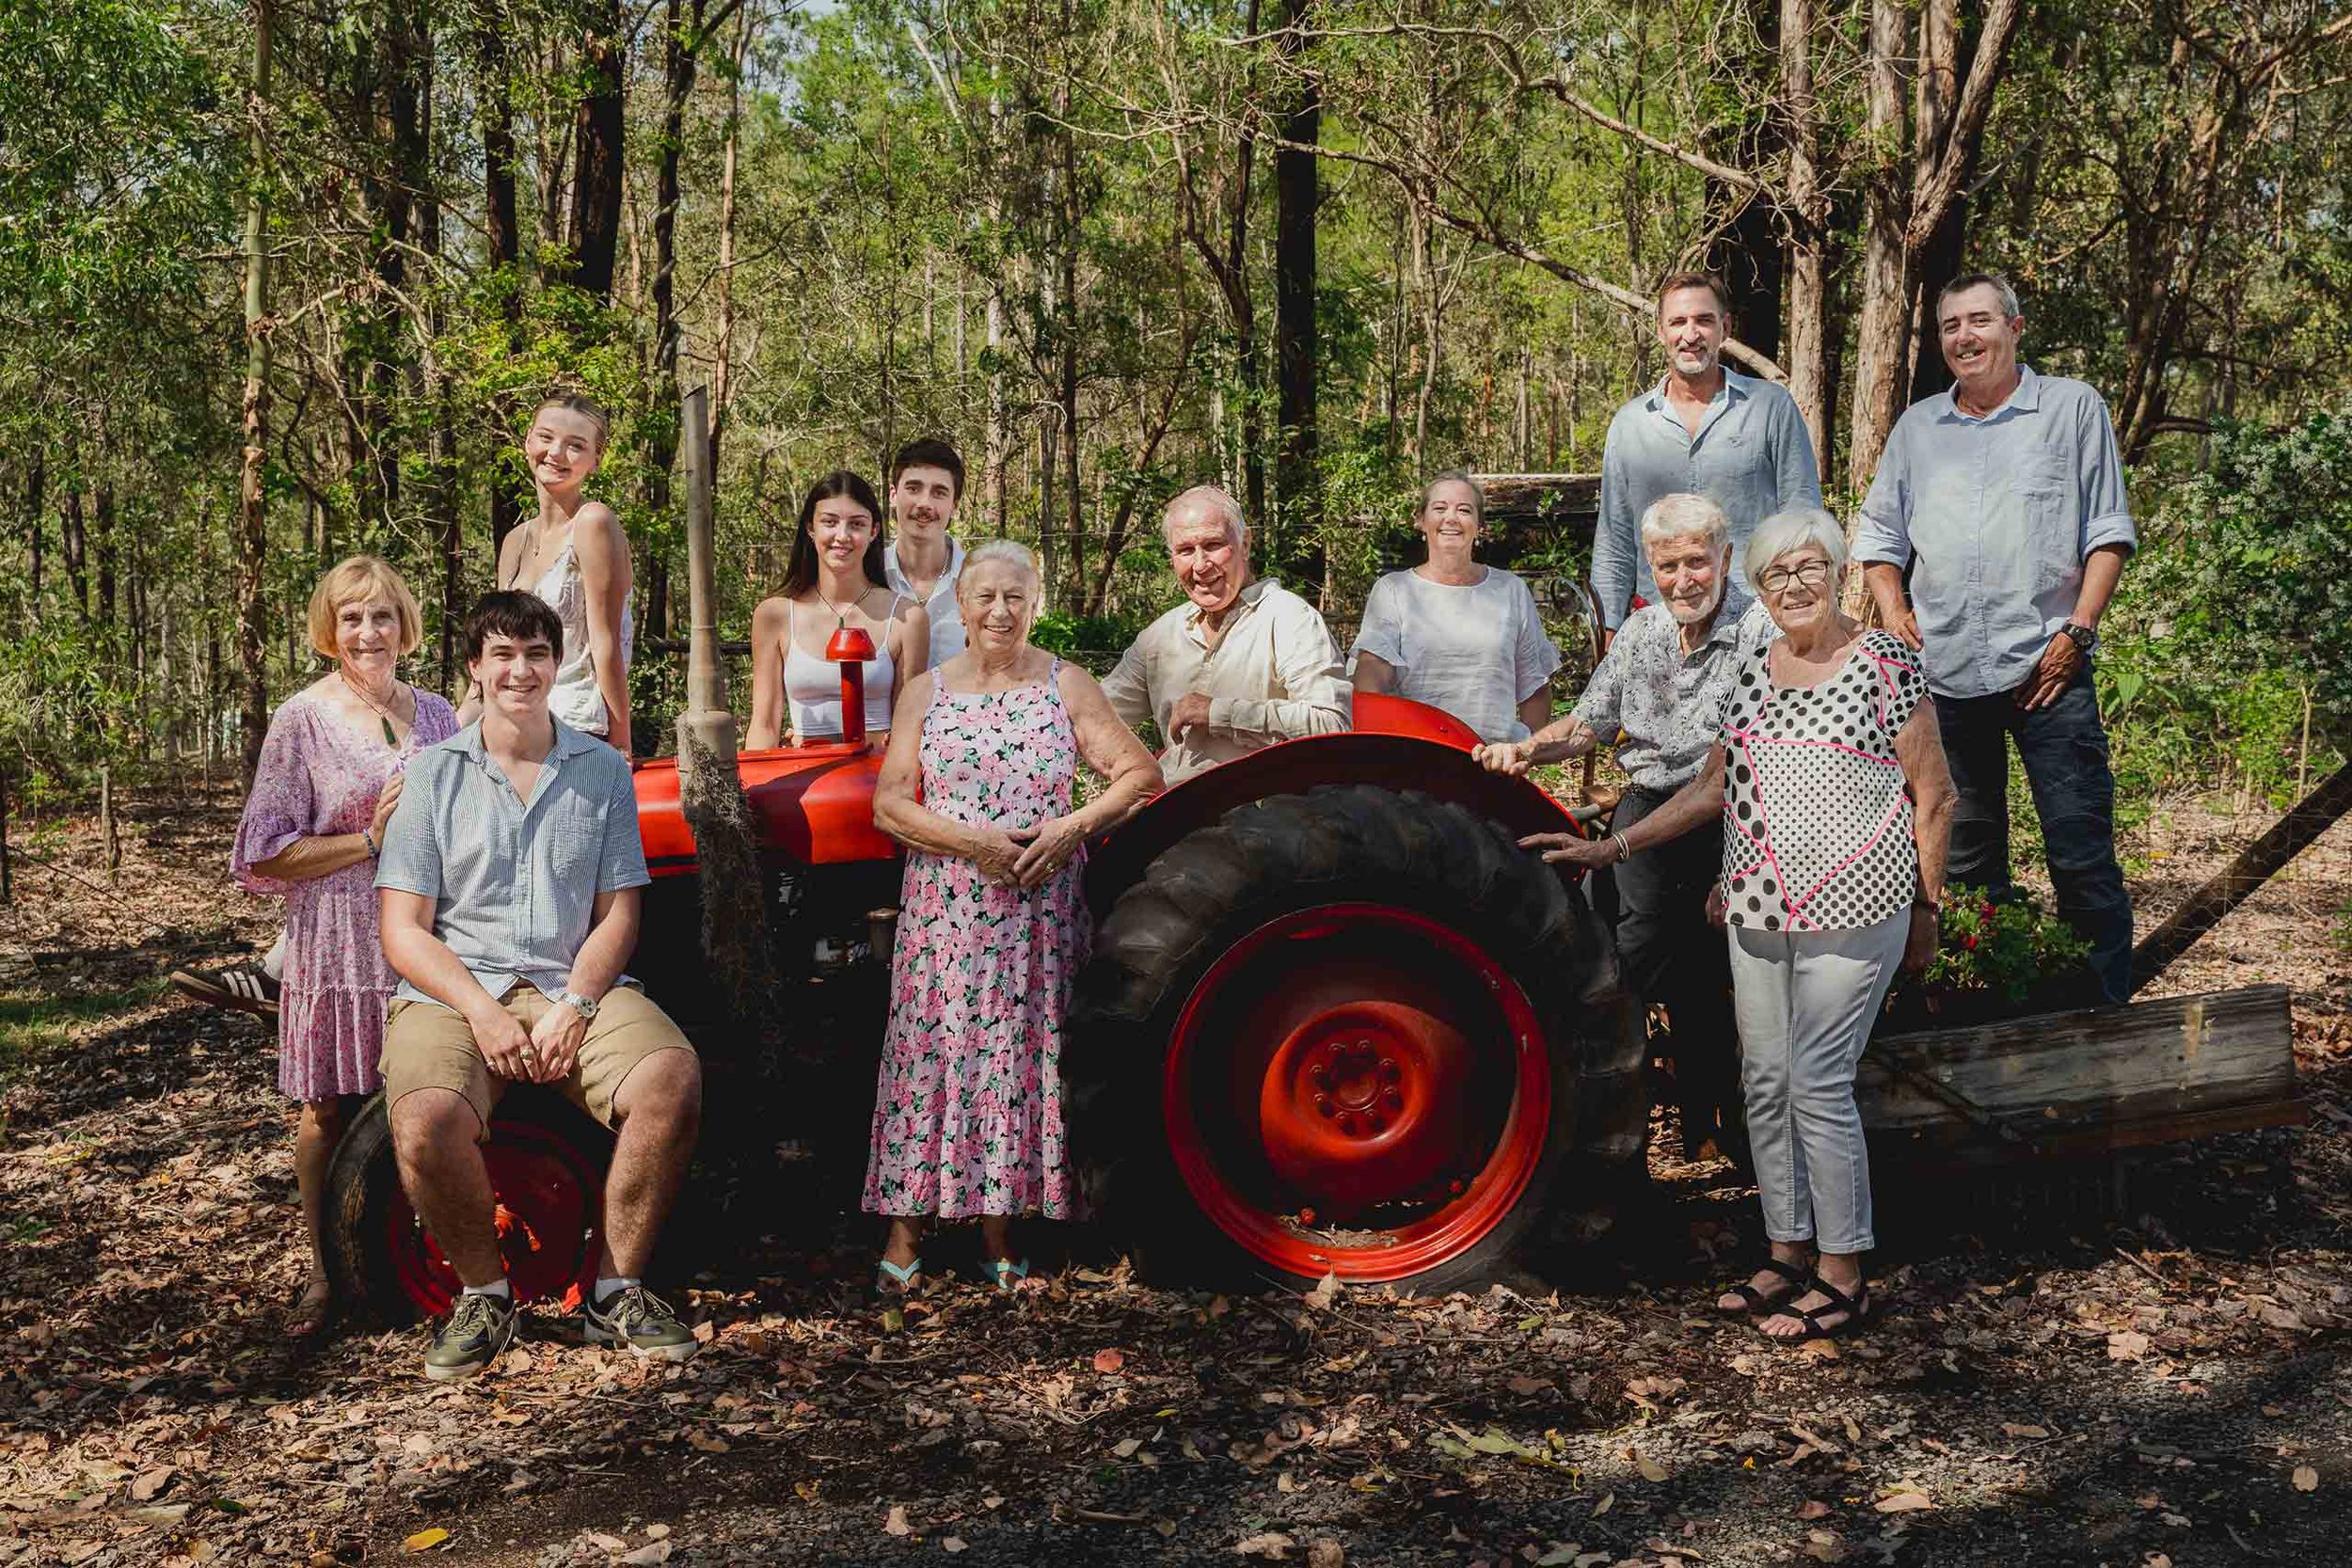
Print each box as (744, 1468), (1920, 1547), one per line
(1613, 785), (1739, 1155)
(1933, 670), (2135, 1002)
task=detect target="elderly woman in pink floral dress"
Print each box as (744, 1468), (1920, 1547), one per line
(232, 557), (458, 1335)
(867, 541), (1162, 1292)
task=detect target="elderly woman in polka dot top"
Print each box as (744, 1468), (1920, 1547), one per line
(1530, 508), (1954, 1342)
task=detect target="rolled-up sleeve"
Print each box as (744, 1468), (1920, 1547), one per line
(598, 759), (652, 892)
(1349, 575), (1406, 674)
(1592, 426), (1638, 629)
(1852, 421), (1915, 569)
(1772, 388), (1825, 511)
(373, 755), (444, 900)
(2078, 395), (2137, 558)
(1209, 599), (1350, 741)
(1512, 578), (1564, 699)
(1101, 636), (1156, 734)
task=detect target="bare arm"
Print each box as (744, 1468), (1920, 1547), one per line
(1352, 651), (1397, 697)
(1895, 697), (1955, 905)
(1864, 562), (1919, 649)
(1516, 686), (1555, 736)
(2070, 542), (2130, 629)
(893, 601), (932, 705)
(565, 886), (640, 1002)
(248, 772), (405, 882)
(870, 670), (1021, 879)
(573, 504), (634, 754)
(1058, 664), (1164, 832)
(1519, 745), (1725, 866)
(745, 597), (789, 750)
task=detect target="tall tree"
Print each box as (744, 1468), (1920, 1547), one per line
(569, 0), (627, 298)
(238, 0), (276, 781)
(1273, 0), (1318, 562)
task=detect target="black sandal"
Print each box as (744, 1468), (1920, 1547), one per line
(1716, 1257), (1812, 1317)
(1762, 1275), (1870, 1341)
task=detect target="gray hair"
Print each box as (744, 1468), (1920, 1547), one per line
(958, 538), (1042, 595)
(1418, 469), (1484, 528)
(1936, 270), (2022, 324)
(1638, 492), (1729, 554)
(1744, 507), (1850, 587)
(1162, 484), (1248, 547)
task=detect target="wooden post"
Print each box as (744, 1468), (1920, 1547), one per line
(100, 763), (119, 882)
(675, 385), (734, 773)
(0, 764), (12, 904)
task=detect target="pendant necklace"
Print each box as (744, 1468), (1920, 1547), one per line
(340, 669), (405, 748)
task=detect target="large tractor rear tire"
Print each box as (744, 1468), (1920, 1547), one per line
(1068, 784), (1645, 1295)
(324, 1089), (612, 1325)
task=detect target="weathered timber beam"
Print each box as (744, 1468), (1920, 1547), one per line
(2130, 759), (2352, 996)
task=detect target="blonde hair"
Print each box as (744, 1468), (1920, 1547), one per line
(532, 389), (611, 451)
(307, 555), (423, 659)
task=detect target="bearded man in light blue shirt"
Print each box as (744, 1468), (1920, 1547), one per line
(1854, 273), (2137, 1002)
(1591, 272), (1823, 641)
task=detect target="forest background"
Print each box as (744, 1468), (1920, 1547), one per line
(7, 0), (2352, 854)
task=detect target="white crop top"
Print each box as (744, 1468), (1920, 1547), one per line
(783, 594), (900, 741)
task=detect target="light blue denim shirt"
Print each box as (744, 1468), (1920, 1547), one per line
(375, 719), (650, 1007)
(1593, 370), (1824, 628)
(1853, 367), (2137, 700)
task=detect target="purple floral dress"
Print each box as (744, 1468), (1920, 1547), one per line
(231, 683), (459, 1102)
(863, 664), (1088, 1220)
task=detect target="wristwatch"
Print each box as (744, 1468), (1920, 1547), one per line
(2060, 622), (2100, 655)
(555, 990), (599, 1023)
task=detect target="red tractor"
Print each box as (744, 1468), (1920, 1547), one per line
(324, 689), (1648, 1317)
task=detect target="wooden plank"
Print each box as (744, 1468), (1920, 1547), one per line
(1855, 984), (2296, 1149)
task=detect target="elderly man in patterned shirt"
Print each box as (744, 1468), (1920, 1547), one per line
(1478, 493), (1772, 1161)
(1103, 485), (1350, 785)
(1855, 272), (2137, 1003)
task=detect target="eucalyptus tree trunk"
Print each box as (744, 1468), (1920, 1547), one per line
(237, 0), (275, 783)
(569, 0), (626, 298)
(474, 0), (523, 555)
(1779, 0), (1829, 467)
(1273, 0), (1319, 566)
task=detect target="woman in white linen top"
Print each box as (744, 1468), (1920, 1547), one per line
(1350, 471), (1562, 742)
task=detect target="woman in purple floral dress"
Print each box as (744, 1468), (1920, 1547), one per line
(867, 542), (1161, 1291)
(232, 557), (458, 1335)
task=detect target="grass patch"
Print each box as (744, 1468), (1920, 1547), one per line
(0, 978), (170, 1090)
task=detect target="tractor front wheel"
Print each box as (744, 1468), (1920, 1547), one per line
(324, 1089), (612, 1324)
(1068, 784), (1644, 1295)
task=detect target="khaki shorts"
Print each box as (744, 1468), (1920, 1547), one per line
(382, 984), (694, 1140)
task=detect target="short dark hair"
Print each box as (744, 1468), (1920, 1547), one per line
(1935, 271), (2022, 322)
(464, 589), (564, 663)
(1654, 271), (1732, 318)
(889, 437), (965, 499)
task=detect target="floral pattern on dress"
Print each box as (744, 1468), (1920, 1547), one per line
(231, 683), (459, 1101)
(861, 664), (1088, 1220)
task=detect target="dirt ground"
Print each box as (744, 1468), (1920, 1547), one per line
(3, 784), (2350, 1567)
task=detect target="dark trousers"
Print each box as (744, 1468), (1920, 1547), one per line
(1613, 785), (1739, 1156)
(1933, 671), (2135, 1003)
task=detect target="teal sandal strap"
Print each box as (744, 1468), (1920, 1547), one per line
(985, 1257), (1031, 1291)
(876, 1256), (924, 1291)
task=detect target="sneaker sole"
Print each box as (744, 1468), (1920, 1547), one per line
(422, 1312), (516, 1381)
(168, 973), (280, 1020)
(583, 1323), (701, 1363)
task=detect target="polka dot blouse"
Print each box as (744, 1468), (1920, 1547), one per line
(1715, 628), (1930, 932)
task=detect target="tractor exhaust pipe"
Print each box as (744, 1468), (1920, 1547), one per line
(825, 623), (877, 748)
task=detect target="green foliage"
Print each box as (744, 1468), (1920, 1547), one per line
(1922, 886), (2094, 1003)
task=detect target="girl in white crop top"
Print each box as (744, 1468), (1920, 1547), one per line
(746, 470), (931, 749)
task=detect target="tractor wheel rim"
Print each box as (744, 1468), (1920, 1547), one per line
(386, 1117), (603, 1315)
(1164, 903), (1551, 1283)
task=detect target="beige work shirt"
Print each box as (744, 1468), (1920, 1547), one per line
(1102, 578), (1351, 784)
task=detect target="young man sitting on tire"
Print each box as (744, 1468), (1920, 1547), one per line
(1102, 484), (1350, 784)
(375, 591), (704, 1381)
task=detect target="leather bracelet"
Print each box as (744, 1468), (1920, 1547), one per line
(362, 828), (380, 859)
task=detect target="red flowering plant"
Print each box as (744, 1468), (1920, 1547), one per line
(1919, 884), (2093, 1004)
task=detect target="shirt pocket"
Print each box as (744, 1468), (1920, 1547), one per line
(2015, 447), (2077, 591)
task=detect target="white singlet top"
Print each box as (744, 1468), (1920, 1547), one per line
(784, 594), (900, 741)
(519, 539), (632, 738)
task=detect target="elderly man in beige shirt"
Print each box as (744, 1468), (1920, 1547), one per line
(1102, 485), (1351, 784)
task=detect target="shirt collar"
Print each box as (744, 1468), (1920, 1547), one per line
(459, 715), (591, 764)
(1643, 367), (1752, 414)
(1182, 576), (1272, 639)
(1939, 364), (2042, 422)
(885, 535), (964, 597)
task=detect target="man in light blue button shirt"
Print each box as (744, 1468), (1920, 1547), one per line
(376, 591), (703, 1379)
(1593, 272), (1823, 640)
(1855, 272), (2137, 1002)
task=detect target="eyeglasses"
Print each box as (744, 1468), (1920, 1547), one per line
(1757, 560), (1833, 594)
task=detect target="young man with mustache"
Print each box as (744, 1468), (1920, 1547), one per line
(882, 438), (970, 671)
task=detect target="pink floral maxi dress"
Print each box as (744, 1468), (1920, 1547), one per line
(231, 685), (459, 1101)
(863, 666), (1088, 1220)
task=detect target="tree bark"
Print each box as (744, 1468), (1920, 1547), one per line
(1847, 0), (1912, 499)
(238, 0), (275, 784)
(710, 0), (754, 460)
(1274, 0), (1319, 568)
(568, 0), (626, 299)
(1779, 0), (1829, 465)
(475, 0), (524, 556)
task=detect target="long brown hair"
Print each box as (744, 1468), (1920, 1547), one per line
(782, 470), (887, 596)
